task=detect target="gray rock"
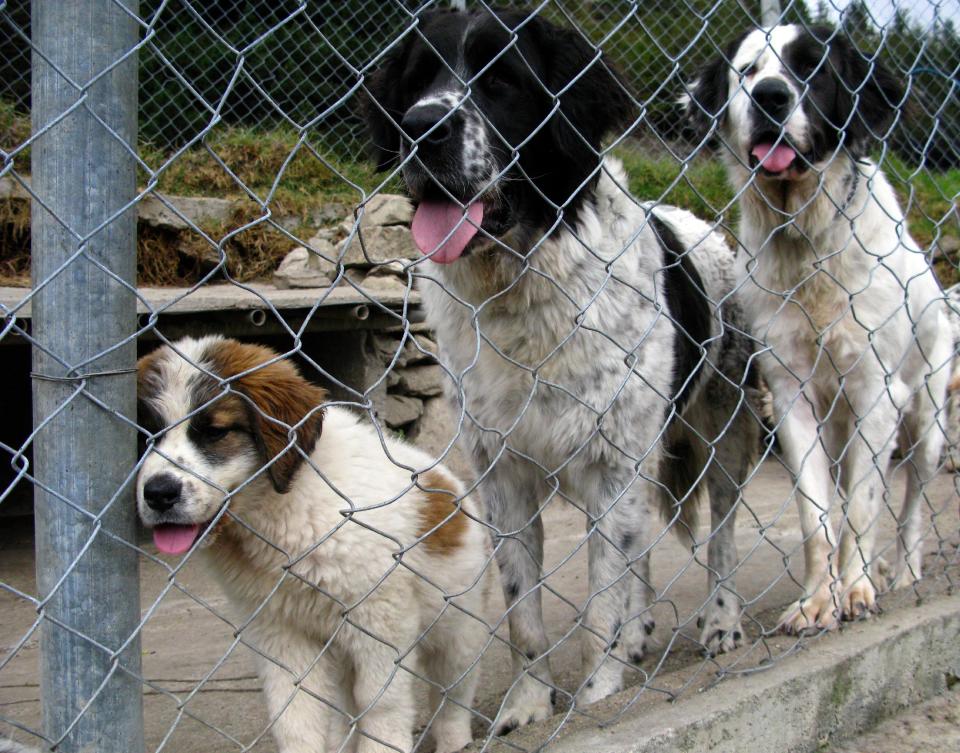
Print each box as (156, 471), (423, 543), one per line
(372, 334), (404, 367)
(0, 176), (31, 200)
(400, 334), (439, 366)
(394, 365), (445, 397)
(365, 260), (409, 278)
(273, 242), (337, 289)
(138, 194), (235, 230)
(309, 202), (349, 227)
(178, 241), (220, 268)
(406, 397), (475, 480)
(937, 236), (960, 257)
(360, 193), (413, 227)
(310, 227), (340, 244)
(340, 194), (413, 235)
(338, 225), (420, 266)
(378, 394), (424, 429)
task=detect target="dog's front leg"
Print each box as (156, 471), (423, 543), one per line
(255, 629), (345, 753)
(771, 384), (842, 634)
(348, 621), (416, 753)
(893, 363), (949, 589)
(483, 455), (556, 735)
(836, 377), (904, 618)
(578, 463), (653, 706)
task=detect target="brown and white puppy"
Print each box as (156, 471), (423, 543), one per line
(136, 335), (492, 753)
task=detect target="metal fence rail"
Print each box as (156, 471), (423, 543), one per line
(1, 1), (959, 752)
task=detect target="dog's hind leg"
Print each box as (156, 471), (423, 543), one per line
(423, 599), (490, 753)
(482, 455), (555, 735)
(698, 374), (759, 654)
(893, 366), (949, 589)
(699, 440), (751, 653)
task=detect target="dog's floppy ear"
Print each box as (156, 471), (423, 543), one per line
(210, 342), (326, 494)
(364, 48), (408, 172)
(538, 21), (635, 155)
(682, 51), (732, 144)
(363, 24), (424, 172)
(136, 347), (166, 435)
(826, 31), (904, 154)
(363, 10), (450, 172)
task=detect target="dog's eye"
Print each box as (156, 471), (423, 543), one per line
(789, 55), (822, 80)
(738, 62), (757, 78)
(480, 69), (509, 93)
(203, 425), (230, 441)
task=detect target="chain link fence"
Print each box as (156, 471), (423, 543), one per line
(1, 1), (959, 752)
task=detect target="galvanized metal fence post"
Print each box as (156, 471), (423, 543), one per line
(30, 1), (144, 751)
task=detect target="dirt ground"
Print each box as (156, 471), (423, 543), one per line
(826, 686), (960, 753)
(1, 459), (958, 752)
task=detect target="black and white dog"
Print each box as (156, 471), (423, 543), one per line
(366, 8), (758, 730)
(685, 25), (951, 633)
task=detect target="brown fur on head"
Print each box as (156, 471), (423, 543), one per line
(205, 340), (326, 493)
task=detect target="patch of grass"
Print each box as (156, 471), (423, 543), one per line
(882, 152), (960, 285)
(0, 100), (30, 170)
(615, 142), (960, 287)
(3, 112), (958, 289)
(615, 145), (738, 228)
(138, 126), (392, 221)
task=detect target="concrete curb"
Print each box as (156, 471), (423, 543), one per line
(504, 592), (960, 753)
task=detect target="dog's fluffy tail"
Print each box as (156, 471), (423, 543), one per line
(658, 425), (708, 550)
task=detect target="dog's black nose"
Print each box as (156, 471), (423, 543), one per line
(751, 78), (793, 123)
(401, 104), (454, 145)
(143, 473), (182, 512)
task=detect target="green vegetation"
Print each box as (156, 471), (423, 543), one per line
(616, 146), (738, 229)
(138, 126), (387, 218)
(2, 102), (957, 287)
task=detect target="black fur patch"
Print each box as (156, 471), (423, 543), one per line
(651, 215), (711, 413)
(780, 26), (904, 159)
(363, 8), (635, 239)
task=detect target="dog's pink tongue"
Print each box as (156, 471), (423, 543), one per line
(153, 523), (200, 555)
(752, 143), (797, 173)
(410, 200), (483, 264)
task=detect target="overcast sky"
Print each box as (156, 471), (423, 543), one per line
(819, 0), (958, 28)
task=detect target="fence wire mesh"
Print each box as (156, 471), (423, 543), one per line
(1, 1), (959, 752)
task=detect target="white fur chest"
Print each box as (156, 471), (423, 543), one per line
(736, 162), (943, 391)
(419, 181), (677, 467)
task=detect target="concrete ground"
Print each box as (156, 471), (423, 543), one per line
(1, 459), (958, 752)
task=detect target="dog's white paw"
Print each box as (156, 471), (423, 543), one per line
(697, 595), (743, 655)
(432, 727), (472, 753)
(839, 575), (878, 622)
(577, 657), (624, 707)
(889, 552), (923, 591)
(621, 615), (656, 665)
(493, 675), (554, 736)
(779, 582), (840, 635)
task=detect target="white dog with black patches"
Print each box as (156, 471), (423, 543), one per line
(685, 25), (952, 633)
(136, 336), (492, 753)
(366, 7), (760, 731)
